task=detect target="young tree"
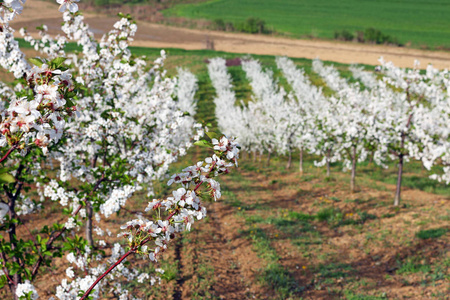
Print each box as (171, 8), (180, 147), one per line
(0, 2), (239, 299)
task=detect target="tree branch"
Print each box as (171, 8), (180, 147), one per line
(0, 145), (18, 164)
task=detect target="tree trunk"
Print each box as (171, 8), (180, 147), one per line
(286, 149), (292, 169)
(266, 151), (271, 167)
(86, 201), (94, 248)
(299, 148), (303, 174)
(8, 206), (20, 300)
(258, 152), (262, 163)
(394, 154), (404, 206)
(394, 113), (412, 206)
(7, 164), (26, 300)
(351, 147), (357, 193)
(253, 151), (256, 163)
(326, 149), (331, 177)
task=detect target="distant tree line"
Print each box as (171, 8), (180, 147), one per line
(212, 17), (273, 34)
(334, 28), (401, 46)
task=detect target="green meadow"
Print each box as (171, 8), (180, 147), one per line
(163, 0), (450, 49)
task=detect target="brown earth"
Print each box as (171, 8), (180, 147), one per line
(1, 154), (449, 299)
(10, 0), (450, 69)
(210, 158), (449, 299)
(151, 152), (449, 299)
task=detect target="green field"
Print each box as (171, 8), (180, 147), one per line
(163, 0), (450, 49)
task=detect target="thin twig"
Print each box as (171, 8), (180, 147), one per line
(0, 145), (18, 164)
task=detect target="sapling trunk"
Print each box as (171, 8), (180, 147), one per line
(299, 148), (303, 173)
(267, 151), (271, 166)
(287, 149), (292, 169)
(253, 151), (256, 163)
(6, 164), (25, 300)
(394, 154), (404, 206)
(394, 113), (412, 206)
(326, 149), (331, 177)
(351, 146), (357, 193)
(8, 205), (20, 300)
(86, 201), (94, 247)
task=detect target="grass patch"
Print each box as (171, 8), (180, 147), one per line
(314, 207), (377, 227)
(344, 291), (388, 300)
(416, 228), (448, 239)
(317, 262), (355, 280)
(245, 228), (301, 298)
(260, 263), (302, 299)
(396, 258), (432, 275)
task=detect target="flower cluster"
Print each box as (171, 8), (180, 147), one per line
(118, 136), (239, 261)
(1, 61), (77, 154)
(54, 134), (239, 300)
(0, 0), (25, 23)
(15, 280), (39, 300)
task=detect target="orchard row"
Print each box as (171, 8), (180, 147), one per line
(208, 56), (449, 205)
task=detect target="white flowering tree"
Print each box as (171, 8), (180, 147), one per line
(207, 54), (448, 204)
(207, 58), (248, 146)
(364, 59), (450, 205)
(241, 58), (294, 166)
(0, 1), (240, 299)
(276, 57), (324, 172)
(313, 59), (380, 191)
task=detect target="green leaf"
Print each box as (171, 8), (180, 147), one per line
(205, 132), (220, 140)
(50, 57), (66, 69)
(29, 58), (44, 67)
(65, 98), (75, 108)
(0, 172), (15, 184)
(194, 140), (213, 149)
(0, 275), (7, 289)
(24, 268), (31, 280)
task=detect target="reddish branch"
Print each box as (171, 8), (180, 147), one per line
(31, 176), (106, 279)
(31, 203), (84, 279)
(0, 251), (14, 285)
(0, 144), (18, 164)
(80, 162), (218, 299)
(80, 249), (135, 300)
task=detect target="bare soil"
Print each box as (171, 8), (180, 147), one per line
(213, 159), (449, 299)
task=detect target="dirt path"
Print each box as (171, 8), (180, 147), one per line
(174, 200), (258, 299)
(11, 0), (450, 69)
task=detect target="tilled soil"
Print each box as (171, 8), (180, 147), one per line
(175, 203), (260, 299)
(214, 162), (449, 299)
